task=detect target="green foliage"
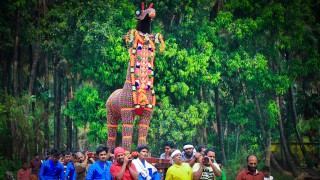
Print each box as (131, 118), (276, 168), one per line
(297, 118), (320, 134)
(0, 93), (46, 161)
(65, 84), (106, 144)
(267, 100), (279, 128)
(0, 156), (21, 180)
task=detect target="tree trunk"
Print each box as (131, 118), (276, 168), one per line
(276, 95), (299, 177)
(253, 90), (266, 139)
(66, 78), (72, 150)
(288, 85), (313, 168)
(254, 89), (271, 166)
(11, 8), (21, 158)
(1, 50), (9, 93)
(13, 9), (20, 98)
(232, 88), (240, 155)
(235, 124), (239, 154)
(44, 53), (49, 149)
(26, 38), (40, 116)
(42, 0), (49, 150)
(265, 129), (272, 167)
(199, 85), (207, 144)
(271, 152), (292, 176)
(215, 87), (226, 163)
(54, 57), (61, 149)
(74, 125), (78, 150)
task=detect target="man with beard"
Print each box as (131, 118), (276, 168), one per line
(64, 151), (73, 170)
(193, 149), (221, 180)
(86, 146), (112, 180)
(110, 147), (138, 180)
(165, 149), (193, 180)
(65, 151), (76, 180)
(132, 145), (161, 180)
(39, 149), (65, 180)
(236, 154), (264, 180)
(181, 142), (197, 167)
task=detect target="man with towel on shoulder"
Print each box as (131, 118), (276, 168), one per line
(132, 145), (161, 180)
(165, 149), (193, 180)
(110, 146), (139, 180)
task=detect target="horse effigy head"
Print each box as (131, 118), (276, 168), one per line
(135, 2), (155, 34)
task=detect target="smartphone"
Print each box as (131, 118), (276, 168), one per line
(203, 156), (209, 163)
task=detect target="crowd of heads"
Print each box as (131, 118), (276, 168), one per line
(10, 141), (274, 180)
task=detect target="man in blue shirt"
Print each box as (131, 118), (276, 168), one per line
(86, 146), (113, 180)
(65, 151), (76, 180)
(39, 148), (65, 180)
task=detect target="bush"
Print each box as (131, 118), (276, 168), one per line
(0, 156), (21, 179)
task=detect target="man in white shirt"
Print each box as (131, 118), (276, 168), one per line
(262, 165), (274, 180)
(132, 145), (161, 180)
(193, 148), (221, 180)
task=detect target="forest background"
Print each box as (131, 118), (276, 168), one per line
(0, 0), (320, 179)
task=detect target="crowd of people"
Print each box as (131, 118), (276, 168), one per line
(12, 141), (274, 180)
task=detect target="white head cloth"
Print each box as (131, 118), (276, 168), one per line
(170, 150), (181, 158)
(183, 144), (194, 150)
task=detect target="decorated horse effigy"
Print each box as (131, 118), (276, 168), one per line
(106, 2), (165, 151)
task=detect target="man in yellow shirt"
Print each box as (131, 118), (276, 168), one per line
(165, 149), (193, 180)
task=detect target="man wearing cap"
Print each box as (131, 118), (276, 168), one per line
(181, 142), (197, 167)
(86, 146), (112, 180)
(132, 145), (161, 180)
(110, 147), (138, 180)
(165, 149), (193, 180)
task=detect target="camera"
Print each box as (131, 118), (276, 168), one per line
(128, 158), (132, 164)
(203, 156), (209, 163)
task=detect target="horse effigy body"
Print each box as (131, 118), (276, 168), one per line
(106, 2), (165, 151)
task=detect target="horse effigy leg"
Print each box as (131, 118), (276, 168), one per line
(121, 108), (135, 151)
(138, 108), (153, 146)
(106, 101), (120, 151)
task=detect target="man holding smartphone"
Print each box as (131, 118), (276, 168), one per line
(192, 149), (221, 180)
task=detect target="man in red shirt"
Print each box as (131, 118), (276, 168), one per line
(110, 147), (138, 180)
(17, 162), (31, 180)
(236, 154), (264, 180)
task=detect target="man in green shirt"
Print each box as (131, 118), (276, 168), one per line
(215, 159), (226, 180)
